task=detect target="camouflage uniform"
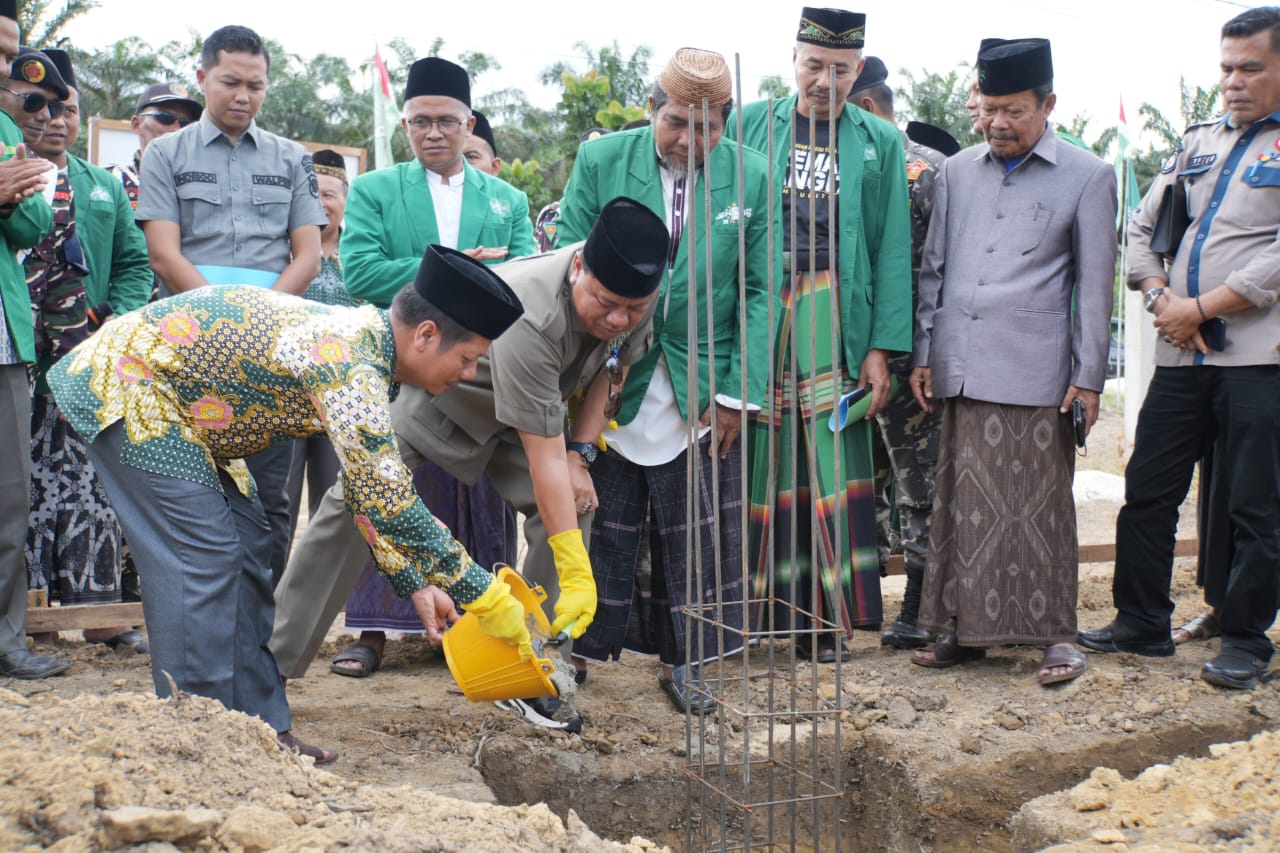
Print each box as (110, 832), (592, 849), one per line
(27, 171), (90, 372)
(873, 135), (946, 630)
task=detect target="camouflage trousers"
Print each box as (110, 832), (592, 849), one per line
(872, 355), (942, 587)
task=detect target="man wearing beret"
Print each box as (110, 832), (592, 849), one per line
(22, 48), (150, 653)
(273, 198), (668, 730)
(47, 246), (532, 762)
(847, 56), (956, 651)
(1080, 6), (1280, 690)
(137, 25), (328, 589)
(910, 38), (1117, 686)
(285, 58), (530, 679)
(729, 8), (913, 661)
(0, 0), (63, 680)
(557, 47), (779, 712)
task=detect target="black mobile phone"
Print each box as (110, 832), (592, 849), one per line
(1071, 398), (1086, 449)
(1200, 317), (1226, 352)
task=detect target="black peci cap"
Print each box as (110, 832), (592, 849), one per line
(412, 244), (523, 340)
(42, 48), (75, 90)
(582, 197), (669, 299)
(976, 38), (1053, 96)
(470, 109), (497, 157)
(797, 7), (866, 49)
(906, 121), (960, 157)
(403, 56), (470, 106)
(849, 54), (887, 96)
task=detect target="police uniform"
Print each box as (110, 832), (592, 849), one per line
(136, 110), (327, 585)
(271, 245), (656, 678)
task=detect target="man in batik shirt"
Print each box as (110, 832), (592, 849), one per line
(48, 246), (529, 764)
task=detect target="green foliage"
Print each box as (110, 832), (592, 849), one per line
(499, 158), (552, 220)
(758, 75), (791, 100)
(1130, 78), (1222, 194)
(895, 65), (982, 148)
(19, 0), (97, 49)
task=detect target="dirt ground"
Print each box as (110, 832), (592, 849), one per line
(3, 407), (1277, 851)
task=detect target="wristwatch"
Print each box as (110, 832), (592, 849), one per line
(566, 441), (599, 465)
(1143, 286), (1167, 314)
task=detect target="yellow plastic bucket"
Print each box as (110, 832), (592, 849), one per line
(442, 566), (558, 702)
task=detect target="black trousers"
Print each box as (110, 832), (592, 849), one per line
(1113, 365), (1280, 660)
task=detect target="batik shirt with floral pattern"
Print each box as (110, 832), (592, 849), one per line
(46, 285), (491, 603)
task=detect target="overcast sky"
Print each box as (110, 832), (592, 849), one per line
(61, 0), (1238, 150)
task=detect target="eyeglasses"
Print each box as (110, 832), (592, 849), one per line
(406, 116), (465, 134)
(603, 348), (623, 420)
(0, 84), (65, 118)
(138, 110), (192, 128)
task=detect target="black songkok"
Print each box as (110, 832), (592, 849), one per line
(976, 38), (1053, 96)
(412, 245), (524, 341)
(796, 8), (866, 49)
(582, 197), (669, 299)
(403, 56), (470, 106)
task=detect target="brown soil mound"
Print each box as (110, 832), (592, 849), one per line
(0, 686), (666, 852)
(1012, 728), (1280, 852)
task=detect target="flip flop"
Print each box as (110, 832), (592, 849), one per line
(910, 635), (986, 669)
(1172, 610), (1221, 645)
(329, 642), (381, 678)
(277, 731), (338, 765)
(1037, 643), (1087, 686)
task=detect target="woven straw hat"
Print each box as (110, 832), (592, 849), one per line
(657, 48), (732, 108)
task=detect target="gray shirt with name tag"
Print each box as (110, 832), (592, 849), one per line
(136, 113), (326, 281)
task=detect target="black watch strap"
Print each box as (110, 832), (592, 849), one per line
(566, 441), (598, 464)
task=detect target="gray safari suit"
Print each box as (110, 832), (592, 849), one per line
(271, 246), (654, 677)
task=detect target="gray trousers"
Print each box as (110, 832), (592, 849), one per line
(0, 364), (32, 655)
(245, 440), (298, 589)
(271, 392), (589, 679)
(87, 423), (291, 731)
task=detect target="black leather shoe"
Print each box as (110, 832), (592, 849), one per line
(659, 664), (715, 714)
(881, 620), (932, 650)
(1201, 648), (1275, 690)
(0, 648), (71, 679)
(1077, 621), (1175, 657)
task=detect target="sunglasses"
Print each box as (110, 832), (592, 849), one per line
(603, 347), (623, 420)
(138, 110), (192, 128)
(0, 84), (65, 118)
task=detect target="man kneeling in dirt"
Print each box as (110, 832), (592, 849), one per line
(272, 197), (670, 731)
(47, 245), (534, 765)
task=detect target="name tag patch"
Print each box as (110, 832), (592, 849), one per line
(175, 171), (217, 186)
(252, 174), (292, 189)
(1186, 153), (1217, 170)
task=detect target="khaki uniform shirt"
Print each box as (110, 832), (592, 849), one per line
(1127, 112), (1280, 366)
(393, 245), (654, 484)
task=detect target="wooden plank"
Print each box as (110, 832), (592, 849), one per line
(24, 602), (145, 632)
(26, 589), (48, 609)
(883, 538), (1200, 575)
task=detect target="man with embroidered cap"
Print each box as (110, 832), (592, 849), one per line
(729, 8), (912, 661)
(0, 0), (63, 681)
(109, 82), (203, 213)
(272, 197), (669, 730)
(1079, 6), (1280, 691)
(847, 55), (955, 651)
(137, 25), (327, 589)
(47, 245), (531, 761)
(556, 47), (779, 712)
(910, 38), (1116, 686)
(280, 56), (532, 680)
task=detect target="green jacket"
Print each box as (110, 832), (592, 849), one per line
(728, 96), (913, 366)
(0, 110), (53, 362)
(341, 161), (536, 308)
(558, 125), (780, 424)
(67, 154), (150, 315)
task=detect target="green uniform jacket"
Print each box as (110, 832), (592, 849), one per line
(557, 126), (781, 424)
(340, 161), (536, 308)
(728, 97), (913, 367)
(67, 154), (151, 315)
(0, 111), (54, 362)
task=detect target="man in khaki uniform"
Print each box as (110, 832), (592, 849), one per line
(272, 197), (669, 728)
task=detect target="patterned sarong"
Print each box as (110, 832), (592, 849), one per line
(918, 397), (1079, 646)
(747, 269), (880, 635)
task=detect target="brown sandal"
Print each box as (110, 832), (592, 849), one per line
(1037, 643), (1087, 686)
(277, 731), (338, 765)
(1172, 610), (1221, 645)
(910, 635), (986, 669)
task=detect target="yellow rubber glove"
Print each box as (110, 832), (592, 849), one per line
(464, 576), (534, 661)
(548, 528), (597, 639)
